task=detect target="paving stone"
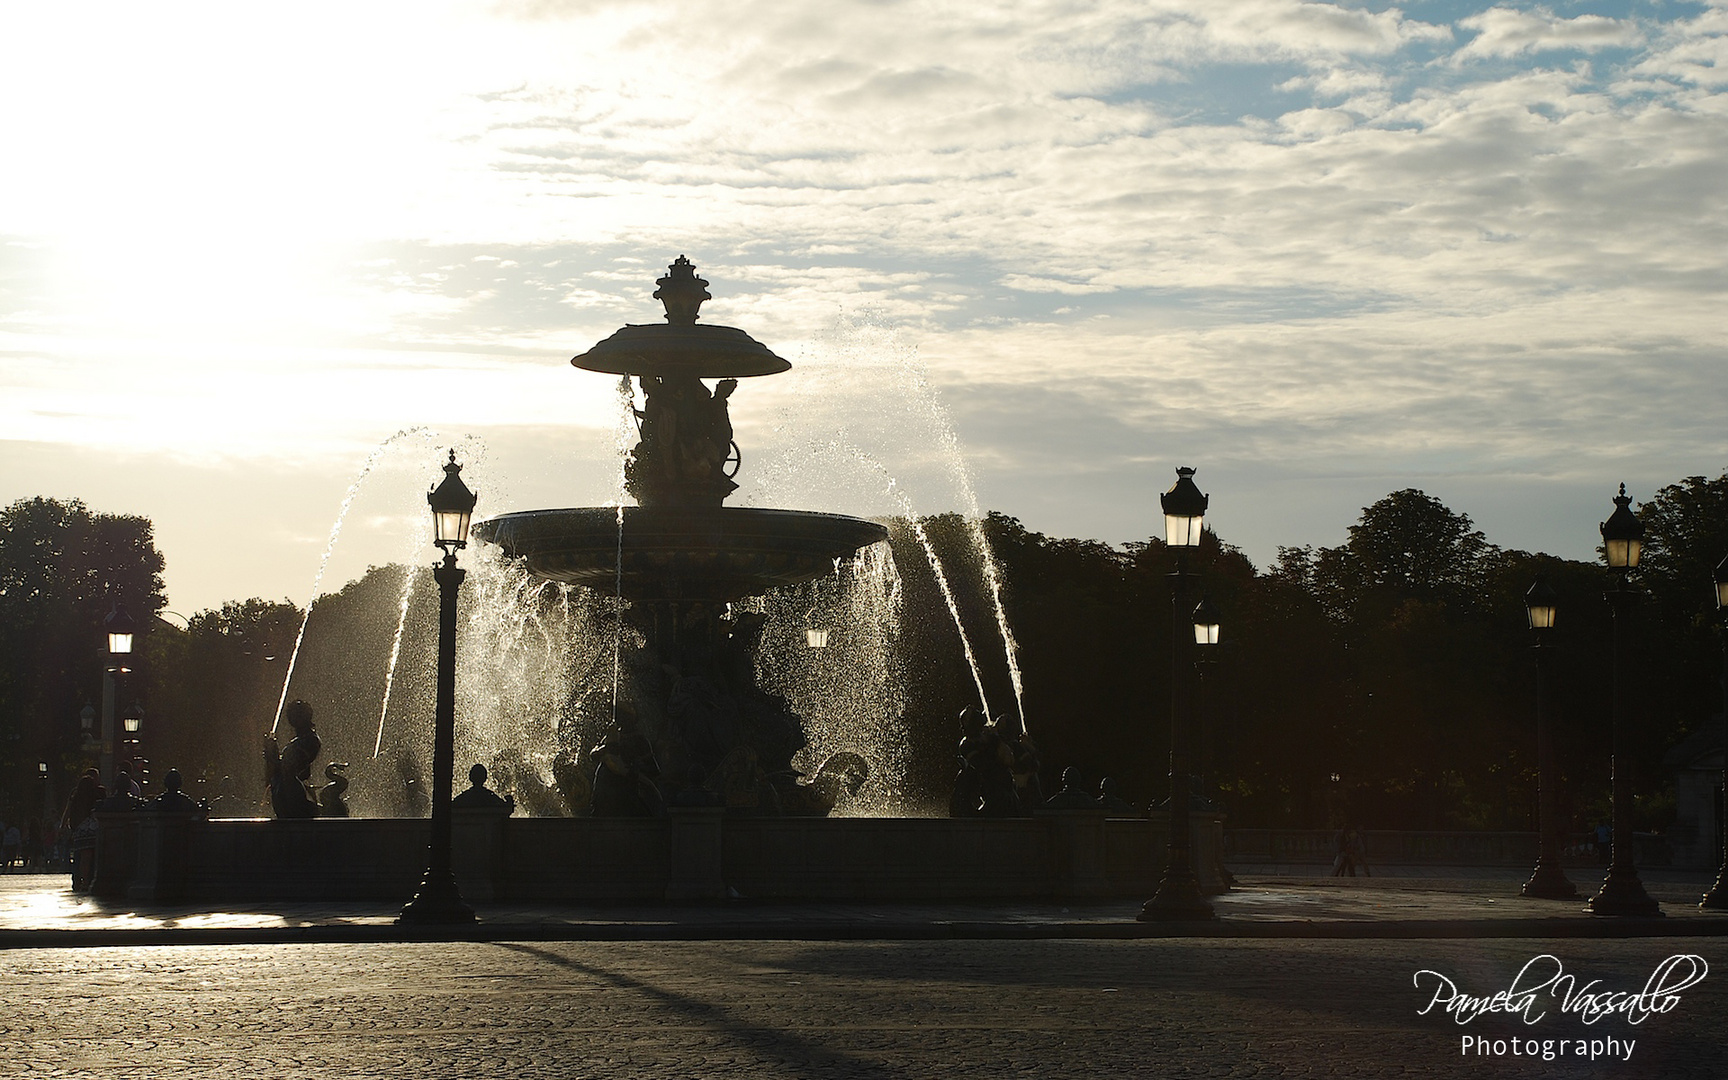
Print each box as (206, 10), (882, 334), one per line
(7, 937), (1725, 1078)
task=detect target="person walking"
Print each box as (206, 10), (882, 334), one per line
(1347, 824), (1370, 877)
(61, 769), (104, 891)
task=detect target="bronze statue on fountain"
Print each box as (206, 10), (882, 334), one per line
(478, 257), (888, 816)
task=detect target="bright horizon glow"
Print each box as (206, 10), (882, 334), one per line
(3, 0), (1725, 613)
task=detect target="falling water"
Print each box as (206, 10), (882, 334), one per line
(372, 563), (419, 758)
(764, 317), (1027, 735)
(753, 543), (910, 813)
(895, 356), (1026, 732)
(613, 374), (635, 722)
(273, 427), (431, 733)
(889, 485), (992, 720)
(810, 438), (992, 719)
(454, 552), (615, 806)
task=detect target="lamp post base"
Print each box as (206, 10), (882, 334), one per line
(1700, 865), (1728, 910)
(397, 869), (475, 925)
(1520, 859), (1578, 900)
(1138, 868), (1216, 922)
(1583, 868), (1662, 917)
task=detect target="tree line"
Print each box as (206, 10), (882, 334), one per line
(3, 473), (1724, 831)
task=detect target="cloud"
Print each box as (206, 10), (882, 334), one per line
(1455, 7), (1641, 62)
(1626, 5), (1728, 89)
(997, 274), (1114, 295)
(2, 1), (1724, 607)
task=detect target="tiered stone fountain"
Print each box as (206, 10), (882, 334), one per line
(93, 258), (1224, 904)
(479, 257), (887, 815)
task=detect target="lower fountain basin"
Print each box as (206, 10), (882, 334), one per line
(477, 506), (889, 603)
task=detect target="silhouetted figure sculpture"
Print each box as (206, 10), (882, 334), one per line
(264, 700), (321, 819)
(950, 752), (983, 817)
(101, 766), (145, 811)
(949, 709), (987, 816)
(707, 745), (775, 812)
(493, 747), (568, 817)
(1096, 776), (1137, 814)
(451, 763), (515, 813)
(949, 709), (1026, 816)
(591, 722), (665, 817)
(552, 750), (591, 817)
(319, 762), (351, 817)
(667, 671), (742, 773)
(1044, 767), (1096, 809)
(784, 752), (870, 815)
(625, 374), (741, 506)
(1010, 725), (1044, 811)
(152, 769), (202, 813)
(396, 752), (429, 818)
(976, 719), (1022, 816)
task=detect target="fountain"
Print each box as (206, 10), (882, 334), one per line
(478, 257), (888, 815)
(92, 257), (1227, 904)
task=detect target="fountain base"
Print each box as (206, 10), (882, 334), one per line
(93, 810), (1230, 903)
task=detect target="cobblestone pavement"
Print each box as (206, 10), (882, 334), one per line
(7, 937), (1724, 1078)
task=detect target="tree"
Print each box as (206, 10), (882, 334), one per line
(1302, 489), (1496, 623)
(144, 597), (304, 810)
(1266, 490), (1567, 829)
(0, 497), (166, 820)
(1634, 472), (1728, 756)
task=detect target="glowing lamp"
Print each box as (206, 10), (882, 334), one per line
(1192, 595), (1221, 646)
(1525, 577), (1558, 632)
(429, 450), (478, 551)
(1599, 484), (1643, 571)
(1161, 467), (1208, 549)
(104, 603), (137, 670)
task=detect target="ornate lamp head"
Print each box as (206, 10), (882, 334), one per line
(1599, 483), (1643, 571)
(1161, 466), (1209, 548)
(1525, 576), (1558, 631)
(429, 450), (478, 552)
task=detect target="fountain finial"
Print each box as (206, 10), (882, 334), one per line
(655, 256), (711, 325)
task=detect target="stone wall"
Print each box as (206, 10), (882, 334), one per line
(94, 809), (1226, 904)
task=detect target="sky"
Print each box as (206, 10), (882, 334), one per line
(2, 0), (1724, 616)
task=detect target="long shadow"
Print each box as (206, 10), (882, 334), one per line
(492, 942), (905, 1078)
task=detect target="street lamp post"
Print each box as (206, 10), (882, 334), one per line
(100, 603), (136, 787)
(1520, 577), (1576, 899)
(1584, 484), (1661, 917)
(400, 450), (479, 926)
(1140, 466), (1217, 921)
(122, 707), (145, 791)
(1191, 593), (1221, 805)
(1700, 554), (1728, 910)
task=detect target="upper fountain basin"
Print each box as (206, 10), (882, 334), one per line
(476, 506), (889, 603)
(573, 322), (791, 379)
